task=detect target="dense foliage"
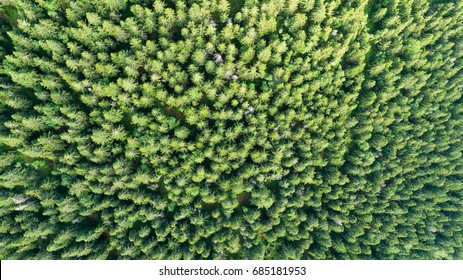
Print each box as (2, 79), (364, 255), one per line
(0, 0), (462, 259)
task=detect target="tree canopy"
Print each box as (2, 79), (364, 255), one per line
(0, 0), (462, 259)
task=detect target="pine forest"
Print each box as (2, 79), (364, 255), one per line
(0, 0), (462, 259)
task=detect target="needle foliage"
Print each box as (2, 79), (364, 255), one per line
(0, 0), (462, 259)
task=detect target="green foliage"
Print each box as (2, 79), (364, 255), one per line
(0, 0), (462, 260)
